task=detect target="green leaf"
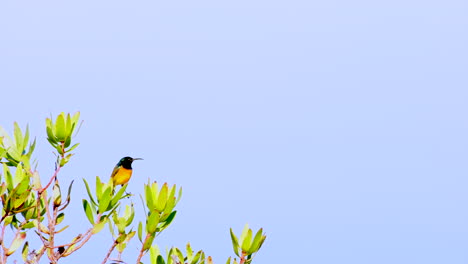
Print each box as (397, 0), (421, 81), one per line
(13, 122), (24, 152)
(257, 235), (266, 252)
(13, 191), (29, 210)
(0, 182), (5, 196)
(249, 228), (264, 253)
(150, 245), (160, 264)
(22, 221), (35, 229)
(116, 233), (127, 243)
(110, 183), (128, 208)
(82, 179), (97, 206)
(15, 170), (30, 194)
(93, 217), (107, 234)
(241, 229), (252, 253)
(108, 214), (115, 236)
(163, 185), (177, 214)
(46, 122), (57, 145)
(66, 113), (72, 137)
(53, 182), (62, 207)
(64, 133), (72, 148)
(98, 187), (112, 213)
(71, 112), (81, 128)
(174, 248), (184, 264)
(186, 243), (193, 261)
(163, 196), (176, 217)
(118, 242), (128, 253)
(239, 224), (249, 245)
(56, 213), (65, 225)
(60, 180), (74, 210)
(33, 220), (49, 234)
(13, 163), (26, 188)
(116, 218), (126, 234)
(145, 184), (154, 211)
(96, 176), (103, 201)
(23, 125), (30, 153)
(67, 143), (80, 152)
(176, 187), (183, 204)
(22, 241), (29, 261)
(55, 224), (70, 234)
(82, 199), (95, 224)
(191, 250), (202, 264)
(225, 257), (231, 264)
(26, 138), (36, 158)
(146, 211), (160, 234)
(21, 202), (34, 219)
(5, 151), (20, 166)
(0, 146), (6, 160)
(230, 228), (240, 257)
(167, 248), (174, 264)
(143, 234), (156, 251)
(156, 183), (168, 212)
(151, 182), (159, 208)
(4, 216), (13, 226)
(138, 221), (144, 242)
(6, 232), (26, 256)
(19, 154), (30, 170)
(3, 164), (13, 190)
(55, 113), (66, 141)
(125, 204), (135, 227)
(159, 211), (177, 231)
(22, 198), (36, 219)
(156, 255), (166, 264)
(14, 204), (34, 215)
(127, 231), (136, 241)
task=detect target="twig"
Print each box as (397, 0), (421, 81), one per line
(136, 233), (151, 264)
(63, 228), (93, 254)
(40, 165), (61, 194)
(34, 192), (46, 261)
(0, 224), (7, 263)
(40, 142), (65, 194)
(101, 240), (117, 264)
(52, 234), (84, 249)
(239, 252), (247, 264)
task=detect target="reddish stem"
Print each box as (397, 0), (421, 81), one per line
(136, 234), (151, 264)
(239, 252), (247, 264)
(101, 240), (117, 264)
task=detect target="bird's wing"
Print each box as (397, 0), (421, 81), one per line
(111, 165), (120, 180)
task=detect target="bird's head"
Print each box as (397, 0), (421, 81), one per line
(118, 156), (143, 169)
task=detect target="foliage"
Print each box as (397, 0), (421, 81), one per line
(0, 112), (266, 264)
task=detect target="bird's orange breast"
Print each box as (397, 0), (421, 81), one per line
(112, 167), (133, 186)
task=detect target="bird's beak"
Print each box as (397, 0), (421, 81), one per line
(133, 158), (143, 161)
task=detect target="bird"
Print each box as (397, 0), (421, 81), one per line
(110, 156), (143, 187)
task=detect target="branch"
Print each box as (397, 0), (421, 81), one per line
(0, 224), (7, 263)
(34, 162), (62, 263)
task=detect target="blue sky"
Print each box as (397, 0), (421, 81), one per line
(1, 0), (468, 263)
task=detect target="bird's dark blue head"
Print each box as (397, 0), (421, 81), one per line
(117, 156), (143, 169)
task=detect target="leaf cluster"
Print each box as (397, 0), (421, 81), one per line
(0, 112), (267, 264)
